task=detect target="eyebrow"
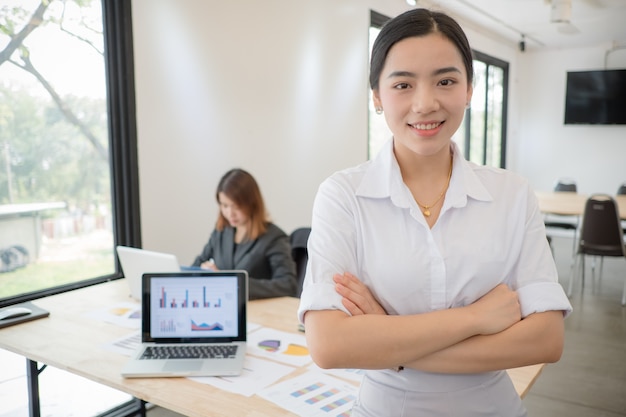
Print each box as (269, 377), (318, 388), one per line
(386, 66), (462, 79)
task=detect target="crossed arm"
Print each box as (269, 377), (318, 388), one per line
(303, 273), (564, 374)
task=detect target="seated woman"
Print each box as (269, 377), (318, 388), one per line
(191, 168), (298, 299)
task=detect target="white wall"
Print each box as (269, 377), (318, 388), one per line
(131, 0), (408, 262)
(511, 46), (626, 195)
(131, 0), (626, 262)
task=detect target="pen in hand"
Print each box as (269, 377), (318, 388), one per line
(201, 258), (217, 271)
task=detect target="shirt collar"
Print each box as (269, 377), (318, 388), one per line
(355, 139), (493, 208)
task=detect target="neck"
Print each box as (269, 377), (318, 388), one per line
(234, 226), (248, 243)
(395, 146), (453, 185)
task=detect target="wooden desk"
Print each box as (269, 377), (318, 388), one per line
(0, 280), (544, 416)
(536, 191), (626, 219)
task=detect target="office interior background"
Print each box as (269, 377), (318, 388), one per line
(130, 0), (626, 263)
(1, 0), (626, 415)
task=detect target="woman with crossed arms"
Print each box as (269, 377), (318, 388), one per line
(297, 8), (572, 416)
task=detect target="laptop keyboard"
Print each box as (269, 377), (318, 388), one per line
(140, 345), (238, 360)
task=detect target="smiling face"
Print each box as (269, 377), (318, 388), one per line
(372, 33), (472, 159)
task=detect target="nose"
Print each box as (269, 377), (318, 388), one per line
(411, 86), (439, 114)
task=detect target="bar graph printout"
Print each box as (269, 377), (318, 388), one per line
(258, 370), (358, 417)
(149, 276), (239, 338)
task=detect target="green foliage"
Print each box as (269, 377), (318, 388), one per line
(0, 86), (110, 209)
(0, 0), (110, 212)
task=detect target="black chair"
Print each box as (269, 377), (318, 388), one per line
(567, 194), (626, 305)
(290, 227), (311, 298)
(618, 182), (626, 235)
(544, 179), (579, 257)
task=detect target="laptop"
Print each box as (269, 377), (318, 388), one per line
(121, 270), (248, 378)
(116, 246), (182, 301)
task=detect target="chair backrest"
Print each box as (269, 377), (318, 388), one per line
(578, 194), (625, 257)
(554, 179), (577, 192)
(289, 227), (311, 297)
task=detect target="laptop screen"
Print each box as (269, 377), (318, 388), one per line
(141, 271), (248, 344)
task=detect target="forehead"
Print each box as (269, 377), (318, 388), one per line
(382, 33), (466, 77)
(218, 192), (236, 205)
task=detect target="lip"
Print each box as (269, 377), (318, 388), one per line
(408, 121), (444, 137)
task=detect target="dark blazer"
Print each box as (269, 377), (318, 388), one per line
(192, 223), (298, 300)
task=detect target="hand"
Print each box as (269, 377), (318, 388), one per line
(200, 259), (218, 271)
(333, 272), (387, 316)
(468, 284), (521, 335)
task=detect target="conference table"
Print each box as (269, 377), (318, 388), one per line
(536, 191), (626, 219)
(0, 279), (545, 417)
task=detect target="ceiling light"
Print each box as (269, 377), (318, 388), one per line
(550, 0), (572, 23)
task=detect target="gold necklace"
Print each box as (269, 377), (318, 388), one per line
(415, 156), (453, 217)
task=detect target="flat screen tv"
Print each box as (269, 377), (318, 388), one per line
(564, 69), (626, 125)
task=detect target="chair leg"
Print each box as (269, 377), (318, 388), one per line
(598, 257), (604, 281)
(622, 259), (626, 306)
(580, 254), (586, 290)
(568, 254), (579, 297)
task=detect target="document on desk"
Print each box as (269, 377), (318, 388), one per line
(189, 355), (294, 397)
(85, 302), (141, 329)
(246, 327), (312, 367)
(258, 370), (358, 417)
(308, 363), (365, 384)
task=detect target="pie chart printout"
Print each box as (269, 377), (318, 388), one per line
(259, 339), (281, 352)
(258, 339), (310, 356)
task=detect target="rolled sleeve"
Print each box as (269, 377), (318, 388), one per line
(297, 280), (349, 324)
(517, 281), (573, 318)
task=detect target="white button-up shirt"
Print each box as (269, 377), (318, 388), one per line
(298, 139), (572, 322)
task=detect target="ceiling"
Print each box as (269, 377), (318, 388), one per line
(419, 0), (626, 52)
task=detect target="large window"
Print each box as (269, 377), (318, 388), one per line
(0, 0), (139, 306)
(456, 51), (509, 168)
(368, 11), (393, 159)
(0, 1), (140, 415)
(368, 12), (508, 168)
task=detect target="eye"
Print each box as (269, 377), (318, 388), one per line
(393, 82), (410, 90)
(438, 79), (456, 87)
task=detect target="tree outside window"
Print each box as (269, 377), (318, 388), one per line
(0, 1), (114, 301)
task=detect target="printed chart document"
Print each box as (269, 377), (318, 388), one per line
(308, 363), (365, 384)
(85, 302), (141, 329)
(258, 370), (358, 417)
(247, 327), (312, 367)
(190, 355), (294, 397)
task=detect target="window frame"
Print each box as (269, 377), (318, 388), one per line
(463, 50), (509, 168)
(0, 0), (141, 308)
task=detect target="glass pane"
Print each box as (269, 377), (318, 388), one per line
(0, 0), (115, 299)
(368, 26), (392, 159)
(469, 60), (486, 164)
(485, 65), (504, 167)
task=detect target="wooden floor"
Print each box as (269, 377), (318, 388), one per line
(1, 236), (624, 417)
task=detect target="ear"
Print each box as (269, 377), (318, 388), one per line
(465, 84), (473, 107)
(372, 89), (382, 110)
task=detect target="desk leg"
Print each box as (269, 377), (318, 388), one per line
(25, 358), (145, 417)
(26, 359), (43, 417)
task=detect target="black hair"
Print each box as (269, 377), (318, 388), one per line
(369, 8), (474, 91)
